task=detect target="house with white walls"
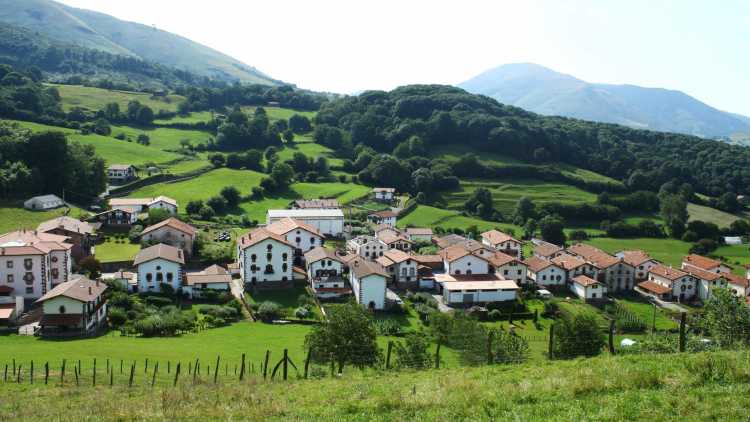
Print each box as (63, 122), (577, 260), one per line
(617, 250), (659, 282)
(641, 264), (696, 302)
(524, 256), (566, 287)
(552, 253), (597, 283)
(687, 266), (727, 301)
(481, 230), (523, 259)
(405, 228), (433, 243)
(726, 272), (750, 299)
(37, 216), (94, 262)
(140, 217), (197, 257)
(266, 209), (344, 237)
(436, 273), (519, 305)
(373, 187), (395, 202)
(305, 247), (350, 299)
(36, 276), (108, 337)
(237, 227), (294, 288)
(533, 240), (563, 260)
(349, 258), (388, 310)
(439, 245), (491, 276)
(367, 210), (398, 227)
(265, 217), (324, 266)
(486, 251), (527, 284)
(0, 230), (73, 299)
(682, 254), (731, 274)
(134, 244), (185, 293)
(376, 249), (418, 287)
(570, 275), (607, 301)
(377, 230), (412, 252)
(347, 235), (387, 259)
(567, 243), (635, 292)
(183, 265), (232, 299)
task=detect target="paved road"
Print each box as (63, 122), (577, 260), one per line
(432, 294), (454, 313)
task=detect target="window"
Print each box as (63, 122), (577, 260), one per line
(454, 270), (461, 275)
(51, 256), (58, 263)
(251, 254), (257, 262)
(24, 259), (32, 270)
(267, 244), (273, 251)
(26, 287), (33, 294)
(517, 270), (522, 275)
(156, 265), (162, 271)
(282, 253), (288, 261)
(146, 273), (153, 282)
(6, 274), (13, 283)
(542, 275), (547, 281)
(167, 273), (173, 282)
(52, 269), (59, 279)
(23, 273), (34, 284)
(156, 273), (164, 282)
(59, 305), (66, 314)
(295, 237), (301, 243)
(282, 264), (288, 272)
(6, 261), (12, 269)
(503, 270), (509, 275)
(310, 238), (316, 245)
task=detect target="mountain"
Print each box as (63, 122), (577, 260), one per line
(0, 0), (278, 85)
(459, 63), (750, 138)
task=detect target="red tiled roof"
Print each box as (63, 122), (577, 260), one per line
(36, 277), (107, 303)
(485, 251), (518, 267)
(620, 250), (654, 267)
(638, 281), (671, 295)
(238, 227), (294, 249)
(481, 230), (520, 245)
(567, 243), (620, 269)
(649, 264), (688, 282)
(725, 273), (749, 288)
(133, 243), (185, 266)
(534, 242), (562, 257)
(266, 217), (323, 237)
(572, 275), (600, 287)
(524, 256), (556, 273)
(683, 254), (723, 271)
(141, 217), (197, 237)
(552, 253), (587, 271)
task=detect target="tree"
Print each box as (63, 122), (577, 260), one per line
(514, 197), (536, 225)
(464, 187), (494, 218)
(289, 114), (312, 133)
(523, 218), (537, 239)
(198, 204), (215, 220)
(137, 134), (150, 145)
(305, 302), (380, 372)
(539, 215), (566, 245)
(207, 195), (229, 214)
(660, 194), (688, 238)
(717, 192), (741, 213)
(701, 288), (750, 347)
(394, 331), (432, 369)
(220, 186), (241, 208)
(493, 329), (530, 364)
(552, 312), (605, 359)
(78, 256), (102, 279)
(179, 138), (192, 150)
(270, 162), (295, 190)
(147, 208), (170, 225)
(208, 153), (225, 168)
(282, 129), (295, 143)
(186, 200), (204, 215)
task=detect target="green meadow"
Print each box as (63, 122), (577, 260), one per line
(49, 84), (185, 113)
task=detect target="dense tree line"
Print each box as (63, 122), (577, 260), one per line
(315, 85), (750, 196)
(0, 64), (64, 124)
(178, 83), (328, 113)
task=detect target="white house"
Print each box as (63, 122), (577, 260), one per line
(726, 273), (750, 299)
(183, 265), (232, 299)
(570, 275), (607, 301)
(617, 250), (659, 282)
(567, 243), (635, 292)
(533, 241), (563, 260)
(486, 251), (528, 284)
(0, 230), (73, 299)
(524, 256), (566, 287)
(405, 228), (433, 243)
(265, 218), (324, 266)
(377, 230), (413, 252)
(147, 196), (179, 214)
(642, 264), (695, 302)
(436, 274), (519, 305)
(109, 196), (178, 218)
(266, 209), (344, 237)
(347, 235), (387, 259)
(140, 217), (197, 256)
(24, 194), (64, 211)
(552, 253), (597, 283)
(375, 249), (418, 286)
(107, 164), (137, 184)
(237, 227), (294, 287)
(305, 247), (349, 299)
(367, 210), (398, 227)
(35, 276), (108, 337)
(349, 258), (388, 310)
(481, 230), (522, 259)
(134, 243), (185, 293)
(440, 245), (491, 276)
(373, 187), (395, 201)
(687, 266), (727, 301)
(682, 254), (731, 275)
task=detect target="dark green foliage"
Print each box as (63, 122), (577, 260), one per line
(289, 114), (313, 133)
(219, 186), (241, 208)
(493, 329), (530, 364)
(256, 301), (282, 321)
(697, 289), (750, 348)
(552, 312), (606, 359)
(394, 331), (432, 369)
(305, 302), (380, 370)
(607, 302), (647, 333)
(539, 215), (566, 245)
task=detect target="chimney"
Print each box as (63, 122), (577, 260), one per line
(88, 286), (92, 295)
(96, 279), (100, 287)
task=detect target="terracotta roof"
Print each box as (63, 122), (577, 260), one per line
(304, 247), (344, 264)
(109, 198), (151, 207)
(375, 256), (393, 267)
(461, 240), (489, 254)
(524, 256), (556, 273)
(140, 217), (197, 237)
(204, 264), (229, 275)
(405, 228), (433, 236)
(552, 253), (587, 271)
(266, 217), (323, 237)
(133, 243), (185, 266)
(149, 196), (178, 207)
(434, 234), (467, 249)
(0, 285), (14, 293)
(572, 275), (600, 287)
(0, 230), (73, 254)
(0, 245), (46, 256)
(534, 242), (562, 257)
(567, 243), (620, 269)
(378, 231), (411, 245)
(439, 244), (470, 262)
(686, 266), (722, 282)
(485, 251), (518, 267)
(649, 264), (688, 282)
(350, 258), (389, 278)
(726, 273), (750, 288)
(37, 216), (94, 236)
(36, 277), (107, 303)
(238, 227), (294, 250)
(40, 314), (83, 326)
(370, 210), (398, 219)
(413, 254), (442, 264)
(185, 265), (232, 285)
(293, 199), (340, 209)
(481, 230), (520, 245)
(683, 254), (723, 271)
(638, 280), (671, 295)
(382, 249), (412, 264)
(619, 250), (654, 267)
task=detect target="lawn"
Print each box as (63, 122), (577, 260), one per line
(238, 183), (370, 222)
(712, 244), (750, 275)
(49, 83), (185, 113)
(555, 299), (609, 327)
(559, 164), (624, 187)
(397, 205), (520, 233)
(687, 202), (741, 227)
(585, 237), (693, 267)
(430, 144), (524, 166)
(246, 282), (322, 319)
(94, 233), (141, 263)
(110, 125), (213, 152)
(241, 106), (316, 123)
(612, 295), (679, 331)
(0, 202), (86, 233)
(154, 111), (214, 125)
(163, 158), (212, 175)
(10, 120), (182, 166)
(442, 178), (598, 217)
(276, 140), (344, 167)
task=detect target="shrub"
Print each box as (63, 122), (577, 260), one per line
(394, 331), (432, 369)
(256, 301), (282, 321)
(374, 319), (401, 336)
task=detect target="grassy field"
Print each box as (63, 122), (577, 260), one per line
(687, 202), (741, 227)
(154, 111), (214, 125)
(614, 296), (679, 331)
(713, 244), (750, 275)
(2, 349), (749, 419)
(0, 202), (86, 233)
(586, 237), (693, 267)
(559, 164), (624, 187)
(110, 125), (212, 152)
(397, 205), (520, 233)
(239, 183), (370, 222)
(442, 178), (597, 217)
(10, 120), (182, 166)
(241, 106), (316, 123)
(49, 84), (185, 113)
(276, 140), (344, 167)
(431, 144), (524, 166)
(94, 233), (141, 263)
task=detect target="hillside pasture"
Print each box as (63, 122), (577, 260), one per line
(687, 202), (741, 227)
(0, 202), (86, 233)
(431, 144), (523, 166)
(276, 139), (344, 167)
(397, 205), (519, 233)
(154, 111), (214, 125)
(241, 106), (316, 123)
(49, 83), (185, 112)
(110, 125), (212, 152)
(585, 237), (693, 267)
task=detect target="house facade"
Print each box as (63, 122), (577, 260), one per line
(36, 276), (107, 337)
(377, 230), (412, 252)
(375, 249), (418, 286)
(266, 209), (344, 237)
(570, 275), (607, 301)
(405, 228), (433, 243)
(37, 216), (94, 261)
(265, 218), (324, 266)
(440, 245), (491, 276)
(682, 254), (731, 274)
(88, 209), (135, 227)
(134, 244), (185, 293)
(481, 230), (522, 259)
(141, 218), (197, 256)
(349, 258), (388, 310)
(617, 250), (659, 281)
(0, 230), (73, 299)
(368, 210), (397, 227)
(436, 274), (519, 305)
(373, 187), (395, 201)
(305, 247), (349, 299)
(644, 264), (696, 302)
(107, 164), (137, 184)
(567, 243), (634, 292)
(237, 228), (294, 287)
(524, 256), (566, 286)
(347, 235), (387, 259)
(183, 265), (232, 299)
(487, 252), (528, 284)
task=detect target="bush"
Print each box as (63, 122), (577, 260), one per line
(374, 319), (402, 336)
(144, 295), (173, 307)
(256, 301), (282, 321)
(394, 331), (432, 369)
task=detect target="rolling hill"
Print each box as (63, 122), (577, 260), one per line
(459, 63), (750, 138)
(0, 0), (278, 85)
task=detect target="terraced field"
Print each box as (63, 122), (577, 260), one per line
(397, 205), (520, 233)
(49, 84), (185, 112)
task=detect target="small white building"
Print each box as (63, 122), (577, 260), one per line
(237, 227), (294, 287)
(617, 250), (659, 282)
(305, 247), (349, 299)
(349, 258), (388, 310)
(347, 235), (387, 259)
(107, 164), (137, 184)
(266, 209), (344, 237)
(687, 267), (727, 301)
(373, 187), (395, 202)
(109, 196), (178, 218)
(35, 276), (107, 337)
(265, 218), (324, 265)
(642, 264), (695, 302)
(24, 194), (64, 211)
(367, 210), (398, 227)
(524, 256), (566, 286)
(101, 270), (137, 292)
(570, 275), (607, 301)
(436, 274), (519, 305)
(481, 230), (522, 259)
(440, 245), (491, 276)
(134, 243), (185, 293)
(375, 249), (418, 286)
(533, 240), (563, 260)
(405, 228), (433, 243)
(487, 251), (528, 284)
(183, 265), (232, 299)
(140, 217), (197, 256)
(726, 273), (750, 299)
(377, 230), (413, 252)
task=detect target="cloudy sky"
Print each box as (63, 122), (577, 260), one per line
(58, 0), (750, 116)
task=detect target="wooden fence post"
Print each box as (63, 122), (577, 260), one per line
(29, 360), (33, 384)
(145, 358), (149, 374)
(3, 364), (7, 382)
(304, 349), (311, 379)
(548, 324), (555, 360)
(608, 320), (616, 355)
(385, 341), (393, 370)
(93, 358), (97, 387)
(679, 312), (687, 352)
(239, 354), (246, 381)
(487, 331), (494, 364)
(651, 304), (657, 334)
(74, 366), (79, 387)
(152, 362), (159, 387)
(263, 351), (270, 380)
(110, 367), (114, 387)
(214, 356), (220, 384)
(168, 361), (170, 374)
(60, 359), (66, 386)
(16, 365), (21, 384)
(434, 343), (441, 369)
(282, 349), (288, 381)
(174, 362), (181, 387)
(12, 359), (15, 376)
(193, 359), (198, 384)
(44, 362), (49, 385)
(128, 363), (135, 388)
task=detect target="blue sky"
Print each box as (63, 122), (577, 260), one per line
(59, 0), (750, 116)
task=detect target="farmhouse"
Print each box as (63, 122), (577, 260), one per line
(265, 217), (324, 265)
(349, 258), (388, 310)
(367, 210), (398, 227)
(134, 244), (185, 293)
(140, 217), (197, 256)
(184, 265), (232, 299)
(36, 276), (107, 337)
(533, 240), (563, 260)
(726, 272), (750, 299)
(377, 230), (412, 252)
(0, 230), (73, 299)
(552, 253), (595, 283)
(375, 249), (418, 287)
(109, 196), (178, 218)
(567, 243), (634, 292)
(101, 270), (137, 292)
(686, 266), (727, 301)
(292, 198), (340, 209)
(266, 209), (344, 237)
(436, 273), (519, 305)
(37, 216), (94, 261)
(682, 254), (731, 274)
(617, 250), (659, 281)
(642, 264), (695, 302)
(107, 164), (137, 184)
(305, 247), (349, 298)
(486, 251), (528, 284)
(439, 245), (491, 276)
(524, 256), (566, 287)
(405, 227), (433, 243)
(237, 227), (294, 287)
(433, 234), (468, 249)
(372, 187), (395, 201)
(570, 275), (607, 301)
(347, 235), (387, 259)
(481, 230), (522, 259)
(87, 208), (135, 228)
(24, 194), (64, 211)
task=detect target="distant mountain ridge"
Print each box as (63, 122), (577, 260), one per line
(0, 0), (279, 85)
(459, 63), (750, 138)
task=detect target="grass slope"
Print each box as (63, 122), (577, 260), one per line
(0, 201), (85, 233)
(687, 202), (741, 227)
(50, 84), (185, 113)
(1, 350), (749, 419)
(397, 205), (519, 233)
(586, 237), (693, 267)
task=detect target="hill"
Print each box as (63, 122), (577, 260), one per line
(0, 0), (278, 85)
(459, 63), (750, 138)
(1, 350), (749, 419)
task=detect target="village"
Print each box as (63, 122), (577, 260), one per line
(2, 184), (749, 339)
